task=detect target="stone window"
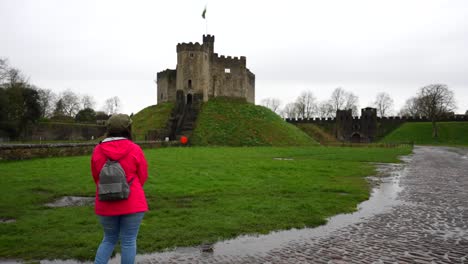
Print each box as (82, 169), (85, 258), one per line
(225, 68), (231, 73)
(190, 53), (194, 58)
(160, 93), (163, 99)
(188, 80), (192, 89)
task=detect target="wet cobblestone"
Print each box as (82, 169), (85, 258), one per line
(138, 146), (468, 263)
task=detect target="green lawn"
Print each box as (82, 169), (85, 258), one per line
(0, 146), (411, 260)
(380, 121), (468, 146)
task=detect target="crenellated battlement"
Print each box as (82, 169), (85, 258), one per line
(286, 114), (468, 124)
(176, 42), (206, 53)
(157, 69), (176, 80)
(203, 34), (215, 43)
(213, 53), (247, 67)
(286, 117), (336, 123)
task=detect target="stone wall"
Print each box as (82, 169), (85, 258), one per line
(156, 69), (177, 103)
(211, 54), (254, 103)
(0, 141), (181, 160)
(286, 114), (468, 124)
(23, 122), (107, 141)
(288, 114), (468, 142)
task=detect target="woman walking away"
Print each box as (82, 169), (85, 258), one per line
(91, 114), (149, 264)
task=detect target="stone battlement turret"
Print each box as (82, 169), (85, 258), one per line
(202, 34), (215, 43)
(213, 54), (247, 67)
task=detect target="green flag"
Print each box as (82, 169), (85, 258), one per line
(202, 6), (207, 19)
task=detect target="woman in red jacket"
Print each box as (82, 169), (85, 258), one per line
(91, 114), (148, 264)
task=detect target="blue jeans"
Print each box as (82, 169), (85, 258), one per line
(94, 212), (145, 264)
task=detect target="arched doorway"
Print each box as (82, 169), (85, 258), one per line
(187, 94), (193, 105)
(351, 133), (361, 143)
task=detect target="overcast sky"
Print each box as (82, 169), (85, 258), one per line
(1, 0), (467, 115)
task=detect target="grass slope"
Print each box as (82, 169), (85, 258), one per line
(192, 98), (317, 146)
(296, 123), (338, 144)
(0, 146), (411, 260)
(380, 121), (468, 146)
(132, 103), (174, 141)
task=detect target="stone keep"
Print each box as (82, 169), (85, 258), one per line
(156, 35), (255, 104)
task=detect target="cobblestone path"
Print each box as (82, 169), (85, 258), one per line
(136, 146), (468, 264)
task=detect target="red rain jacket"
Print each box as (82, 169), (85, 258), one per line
(91, 138), (149, 216)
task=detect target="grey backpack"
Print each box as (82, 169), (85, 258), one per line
(98, 159), (134, 201)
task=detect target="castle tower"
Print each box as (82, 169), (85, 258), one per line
(175, 37), (213, 104)
(203, 34), (215, 55)
(360, 107), (377, 141)
(335, 109), (353, 141)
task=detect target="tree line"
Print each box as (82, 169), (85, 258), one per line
(262, 87), (383, 119)
(262, 84), (460, 138)
(0, 58), (122, 139)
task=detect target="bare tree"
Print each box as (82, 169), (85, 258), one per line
(416, 84), (456, 138)
(5, 68), (28, 89)
(316, 101), (334, 118)
(57, 89), (81, 117)
(329, 87), (359, 116)
(295, 91), (317, 118)
(399, 97), (421, 117)
(81, 94), (96, 110)
(373, 92), (394, 117)
(0, 59), (29, 89)
(281, 102), (299, 119)
(260, 98), (281, 114)
(34, 87), (57, 118)
(329, 87), (346, 113)
(103, 96), (121, 115)
(344, 92), (359, 116)
(0, 58), (9, 84)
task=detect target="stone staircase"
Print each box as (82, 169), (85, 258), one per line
(175, 103), (200, 139)
(166, 94), (202, 141)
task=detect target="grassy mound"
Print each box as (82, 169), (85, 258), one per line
(191, 98), (317, 146)
(380, 121), (468, 145)
(132, 103), (174, 141)
(296, 123), (338, 144)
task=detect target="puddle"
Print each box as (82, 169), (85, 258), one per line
(0, 219), (16, 224)
(273, 157), (294, 161)
(45, 196), (94, 208)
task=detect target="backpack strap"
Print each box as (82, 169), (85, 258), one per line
(128, 177), (136, 185)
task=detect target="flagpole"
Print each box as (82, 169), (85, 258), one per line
(202, 5), (208, 35)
